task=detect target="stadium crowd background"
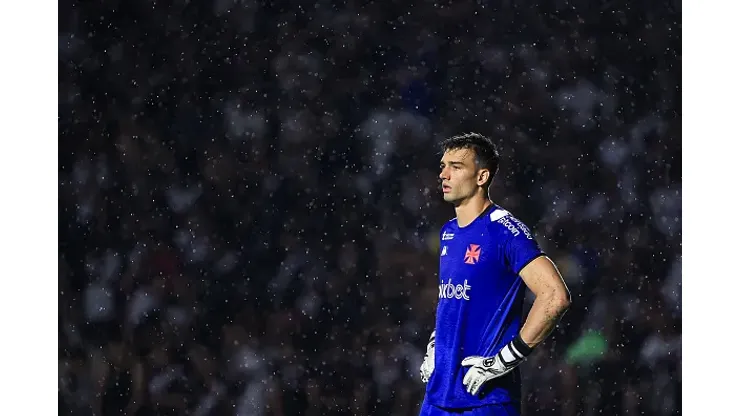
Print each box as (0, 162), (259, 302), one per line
(58, 0), (681, 415)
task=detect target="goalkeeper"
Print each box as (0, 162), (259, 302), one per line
(420, 133), (571, 416)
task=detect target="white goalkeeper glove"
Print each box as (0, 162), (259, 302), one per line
(461, 335), (533, 395)
(419, 330), (435, 383)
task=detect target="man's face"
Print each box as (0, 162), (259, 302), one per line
(439, 148), (487, 204)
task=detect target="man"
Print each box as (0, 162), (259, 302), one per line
(419, 133), (571, 416)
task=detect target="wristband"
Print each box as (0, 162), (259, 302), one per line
(512, 334), (533, 357)
(497, 335), (533, 367)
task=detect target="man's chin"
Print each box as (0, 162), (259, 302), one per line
(443, 194), (466, 208)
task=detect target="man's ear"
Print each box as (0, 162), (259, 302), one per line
(477, 169), (490, 186)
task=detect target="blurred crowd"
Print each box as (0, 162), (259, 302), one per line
(58, 0), (681, 415)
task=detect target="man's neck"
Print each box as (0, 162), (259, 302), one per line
(454, 195), (492, 228)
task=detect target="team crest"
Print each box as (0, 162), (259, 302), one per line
(464, 244), (481, 264)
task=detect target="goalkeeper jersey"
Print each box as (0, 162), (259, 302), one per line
(425, 203), (545, 409)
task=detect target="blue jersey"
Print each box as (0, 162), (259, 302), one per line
(425, 204), (545, 409)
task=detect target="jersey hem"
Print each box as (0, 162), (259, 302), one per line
(426, 398), (518, 410)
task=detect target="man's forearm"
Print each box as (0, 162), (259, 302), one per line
(519, 291), (570, 348)
(460, 292), (570, 395)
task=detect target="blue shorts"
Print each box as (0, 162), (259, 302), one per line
(419, 399), (520, 416)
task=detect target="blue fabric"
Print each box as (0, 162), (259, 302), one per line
(426, 204), (544, 408)
(419, 396), (520, 416)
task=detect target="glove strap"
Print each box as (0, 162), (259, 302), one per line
(498, 335), (533, 366)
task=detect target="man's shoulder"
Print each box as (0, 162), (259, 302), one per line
(486, 206), (535, 240)
(443, 217), (458, 228)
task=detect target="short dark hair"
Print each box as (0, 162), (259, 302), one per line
(441, 132), (500, 187)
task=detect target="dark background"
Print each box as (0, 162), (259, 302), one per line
(58, 1), (681, 415)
